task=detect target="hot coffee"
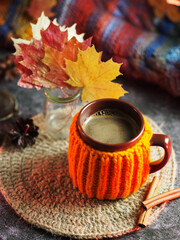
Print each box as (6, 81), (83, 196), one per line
(69, 99), (171, 200)
(82, 109), (139, 144)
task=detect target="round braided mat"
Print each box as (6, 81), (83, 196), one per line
(0, 114), (177, 239)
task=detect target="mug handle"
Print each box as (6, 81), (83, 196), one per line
(149, 134), (172, 174)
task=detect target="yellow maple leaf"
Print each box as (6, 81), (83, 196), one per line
(64, 45), (127, 102)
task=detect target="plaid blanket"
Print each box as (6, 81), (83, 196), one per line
(1, 0), (180, 97)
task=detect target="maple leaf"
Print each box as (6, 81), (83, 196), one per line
(40, 22), (68, 51)
(16, 40), (62, 89)
(30, 12), (85, 42)
(12, 12), (92, 90)
(64, 45), (127, 102)
(42, 36), (92, 89)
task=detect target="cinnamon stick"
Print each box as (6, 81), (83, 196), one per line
(138, 176), (161, 228)
(143, 187), (180, 210)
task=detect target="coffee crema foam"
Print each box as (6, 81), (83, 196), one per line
(82, 109), (139, 144)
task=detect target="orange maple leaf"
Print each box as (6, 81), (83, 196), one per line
(13, 17), (92, 89)
(64, 45), (127, 102)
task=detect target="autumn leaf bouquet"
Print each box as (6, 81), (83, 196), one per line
(12, 12), (126, 138)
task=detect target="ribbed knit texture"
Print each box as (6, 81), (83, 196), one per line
(68, 113), (153, 200)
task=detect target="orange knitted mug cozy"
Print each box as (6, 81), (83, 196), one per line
(68, 113), (153, 200)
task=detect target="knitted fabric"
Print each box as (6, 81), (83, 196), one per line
(0, 113), (177, 238)
(56, 0), (180, 97)
(68, 113), (153, 200)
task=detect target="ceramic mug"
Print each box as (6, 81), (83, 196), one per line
(68, 99), (172, 200)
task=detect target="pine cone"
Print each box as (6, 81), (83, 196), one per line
(0, 54), (19, 81)
(8, 118), (39, 148)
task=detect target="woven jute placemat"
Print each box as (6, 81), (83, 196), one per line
(0, 114), (177, 239)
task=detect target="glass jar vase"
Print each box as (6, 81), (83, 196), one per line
(44, 87), (81, 139)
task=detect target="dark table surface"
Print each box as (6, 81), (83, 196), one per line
(0, 75), (180, 240)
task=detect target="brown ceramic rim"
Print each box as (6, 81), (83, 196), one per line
(77, 98), (145, 152)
